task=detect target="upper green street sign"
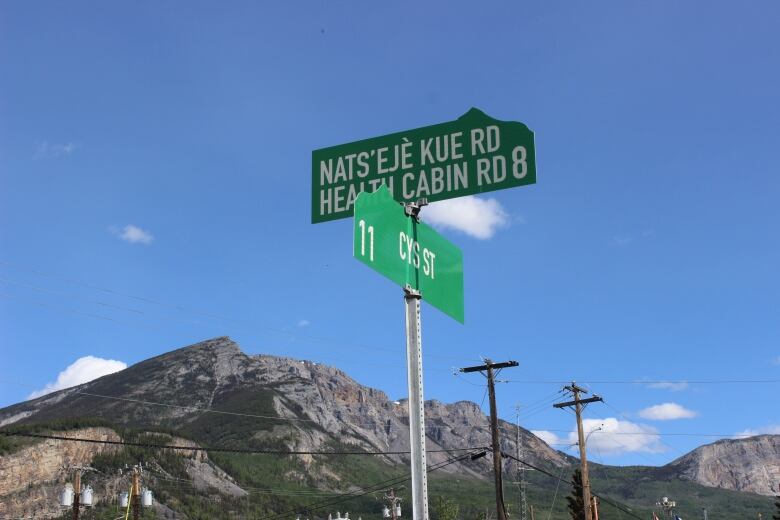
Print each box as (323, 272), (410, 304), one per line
(353, 186), (464, 323)
(312, 108), (536, 223)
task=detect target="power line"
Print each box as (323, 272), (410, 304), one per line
(525, 429), (767, 438)
(73, 391), (317, 423)
(502, 379), (780, 385)
(499, 451), (644, 520)
(0, 431), (487, 457)
(258, 450), (484, 520)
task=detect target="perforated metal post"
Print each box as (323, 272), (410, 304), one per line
(404, 286), (428, 520)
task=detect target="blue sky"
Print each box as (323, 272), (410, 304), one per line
(1, 2), (778, 465)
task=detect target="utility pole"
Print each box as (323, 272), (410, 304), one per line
(383, 488), (402, 520)
(72, 470), (81, 520)
(459, 359), (519, 520)
(553, 383), (603, 520)
(591, 496), (599, 520)
(529, 505), (535, 520)
(132, 468), (140, 520)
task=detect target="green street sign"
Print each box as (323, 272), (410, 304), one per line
(312, 108), (536, 223)
(353, 186), (464, 323)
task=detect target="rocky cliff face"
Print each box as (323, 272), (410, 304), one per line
(665, 435), (780, 496)
(0, 427), (120, 518)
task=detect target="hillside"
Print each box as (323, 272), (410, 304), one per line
(665, 435), (780, 496)
(0, 337), (776, 519)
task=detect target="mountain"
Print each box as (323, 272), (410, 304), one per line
(0, 336), (567, 471)
(665, 435), (780, 496)
(0, 337), (776, 519)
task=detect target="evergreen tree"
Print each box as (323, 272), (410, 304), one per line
(566, 469), (585, 520)
(431, 495), (460, 520)
(773, 488), (780, 520)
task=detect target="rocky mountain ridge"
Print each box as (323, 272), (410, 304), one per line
(0, 336), (777, 517)
(0, 337), (569, 475)
(667, 434), (780, 496)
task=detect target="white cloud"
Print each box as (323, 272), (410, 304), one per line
(532, 430), (562, 447)
(297, 319), (311, 327)
(734, 424), (780, 438)
(575, 418), (664, 455)
(613, 235), (634, 246)
(35, 141), (77, 158)
(28, 356), (127, 399)
(646, 381), (689, 392)
(421, 196), (509, 239)
(639, 403), (698, 421)
(116, 225), (154, 245)
(536, 419), (664, 456)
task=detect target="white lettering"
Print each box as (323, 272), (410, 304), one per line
(451, 132), (464, 159)
(416, 170), (430, 197)
(430, 167), (445, 194)
(377, 147), (389, 174)
(320, 188), (332, 215)
(356, 152), (370, 178)
(320, 159), (333, 185)
(420, 138), (434, 166)
(402, 172), (415, 199)
(476, 158), (491, 186)
(470, 128), (486, 155)
(486, 125), (500, 152)
(512, 146), (527, 179)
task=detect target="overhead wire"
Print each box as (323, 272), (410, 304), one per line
(501, 378), (780, 385)
(73, 391), (317, 423)
(0, 430), (487, 457)
(257, 450), (482, 520)
(500, 451), (644, 520)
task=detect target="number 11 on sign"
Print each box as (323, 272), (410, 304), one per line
(358, 219), (374, 261)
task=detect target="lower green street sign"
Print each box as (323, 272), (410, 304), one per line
(353, 186), (464, 323)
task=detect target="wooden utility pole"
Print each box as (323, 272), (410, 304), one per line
(553, 383), (603, 520)
(72, 471), (81, 520)
(529, 505), (535, 520)
(591, 496), (599, 520)
(459, 359), (519, 520)
(132, 469), (140, 520)
(384, 488), (401, 520)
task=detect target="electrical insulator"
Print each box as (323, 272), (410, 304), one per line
(59, 484), (74, 507)
(395, 505), (402, 517)
(345, 513), (349, 519)
(119, 491), (129, 508)
(81, 486), (94, 506)
(382, 507), (391, 518)
(141, 488), (153, 507)
(336, 512), (341, 519)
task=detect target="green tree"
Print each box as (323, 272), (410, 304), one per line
(431, 495), (460, 520)
(566, 469), (585, 520)
(773, 489), (780, 520)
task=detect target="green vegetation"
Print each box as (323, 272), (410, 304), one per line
(2, 412), (775, 519)
(774, 490), (780, 520)
(566, 469), (584, 520)
(431, 495), (460, 520)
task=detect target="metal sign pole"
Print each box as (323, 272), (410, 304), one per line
(404, 285), (428, 520)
